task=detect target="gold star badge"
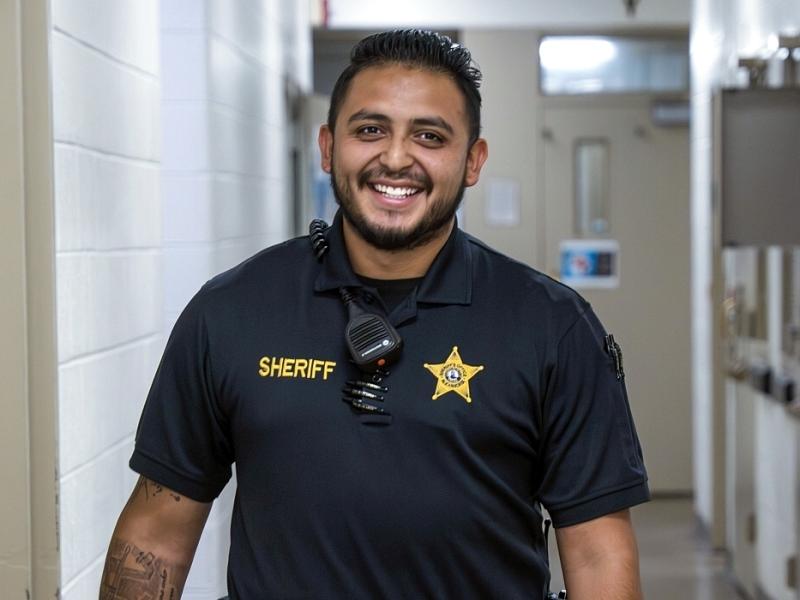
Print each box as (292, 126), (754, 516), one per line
(423, 346), (484, 403)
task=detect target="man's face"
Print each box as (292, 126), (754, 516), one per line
(318, 64), (487, 251)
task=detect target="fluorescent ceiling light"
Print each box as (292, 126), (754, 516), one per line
(540, 37), (617, 72)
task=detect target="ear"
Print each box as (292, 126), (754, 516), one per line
(318, 124), (333, 173)
(463, 138), (488, 187)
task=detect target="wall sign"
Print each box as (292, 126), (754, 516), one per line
(560, 239), (620, 289)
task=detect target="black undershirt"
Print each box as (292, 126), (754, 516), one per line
(357, 275), (423, 313)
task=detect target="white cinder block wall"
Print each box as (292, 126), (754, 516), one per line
(52, 0), (162, 597)
(162, 0), (300, 328)
(690, 0), (725, 534)
(161, 0), (310, 596)
(52, 0), (311, 597)
(692, 0), (800, 597)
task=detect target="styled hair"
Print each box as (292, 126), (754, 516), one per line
(327, 29), (483, 144)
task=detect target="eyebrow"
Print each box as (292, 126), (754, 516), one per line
(347, 110), (455, 135)
(347, 110), (391, 125)
(411, 116), (454, 135)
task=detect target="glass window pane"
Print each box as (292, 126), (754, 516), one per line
(575, 139), (610, 235)
(539, 35), (689, 95)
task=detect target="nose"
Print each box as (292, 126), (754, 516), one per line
(379, 137), (414, 172)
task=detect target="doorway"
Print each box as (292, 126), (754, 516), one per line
(542, 97), (692, 492)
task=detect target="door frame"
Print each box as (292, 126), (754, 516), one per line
(0, 0), (59, 596)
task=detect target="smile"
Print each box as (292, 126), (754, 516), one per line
(370, 183), (423, 199)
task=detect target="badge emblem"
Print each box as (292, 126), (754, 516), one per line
(423, 346), (484, 403)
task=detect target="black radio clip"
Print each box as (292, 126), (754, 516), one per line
(309, 219), (403, 416)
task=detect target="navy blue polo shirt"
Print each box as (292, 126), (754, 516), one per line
(131, 212), (649, 599)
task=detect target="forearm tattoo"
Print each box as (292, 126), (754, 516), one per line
(101, 478), (188, 598)
(99, 537), (188, 599)
(126, 477), (182, 507)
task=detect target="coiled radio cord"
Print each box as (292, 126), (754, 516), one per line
(342, 368), (390, 414)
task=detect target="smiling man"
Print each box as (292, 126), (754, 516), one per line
(100, 30), (649, 600)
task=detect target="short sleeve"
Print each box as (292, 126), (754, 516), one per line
(537, 307), (649, 527)
(130, 290), (233, 502)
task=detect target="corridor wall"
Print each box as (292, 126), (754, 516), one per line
(53, 2), (162, 597)
(52, 1), (311, 598)
(692, 1), (800, 597)
(691, 0), (800, 532)
(161, 1), (311, 597)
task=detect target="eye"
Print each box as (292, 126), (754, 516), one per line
(356, 125), (383, 137)
(417, 131), (444, 144)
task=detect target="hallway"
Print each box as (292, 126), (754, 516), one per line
(549, 498), (743, 599)
(5, 1), (800, 597)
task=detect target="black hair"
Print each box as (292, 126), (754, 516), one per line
(327, 29), (482, 144)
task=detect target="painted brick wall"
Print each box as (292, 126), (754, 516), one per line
(162, 0), (311, 328)
(52, 0), (311, 597)
(51, 1), (162, 597)
(161, 1), (311, 597)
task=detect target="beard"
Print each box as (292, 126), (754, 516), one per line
(330, 163), (466, 251)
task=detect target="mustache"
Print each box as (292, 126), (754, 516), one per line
(357, 167), (432, 192)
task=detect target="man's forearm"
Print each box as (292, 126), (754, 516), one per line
(555, 510), (643, 600)
(99, 536), (190, 600)
(99, 476), (211, 599)
(561, 552), (642, 600)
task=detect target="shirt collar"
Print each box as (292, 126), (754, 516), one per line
(313, 211), (472, 306)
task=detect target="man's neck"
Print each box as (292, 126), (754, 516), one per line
(342, 218), (454, 279)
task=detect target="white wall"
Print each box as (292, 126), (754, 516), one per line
(162, 0), (310, 328)
(161, 0), (310, 596)
(692, 5), (800, 596)
(325, 0), (690, 28)
(689, 0), (724, 534)
(690, 0), (800, 536)
(51, 1), (162, 597)
(52, 0), (311, 597)
(459, 30), (541, 267)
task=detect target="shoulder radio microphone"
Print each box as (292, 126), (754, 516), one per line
(309, 219), (403, 417)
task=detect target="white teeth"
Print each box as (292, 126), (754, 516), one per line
(373, 183), (421, 198)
